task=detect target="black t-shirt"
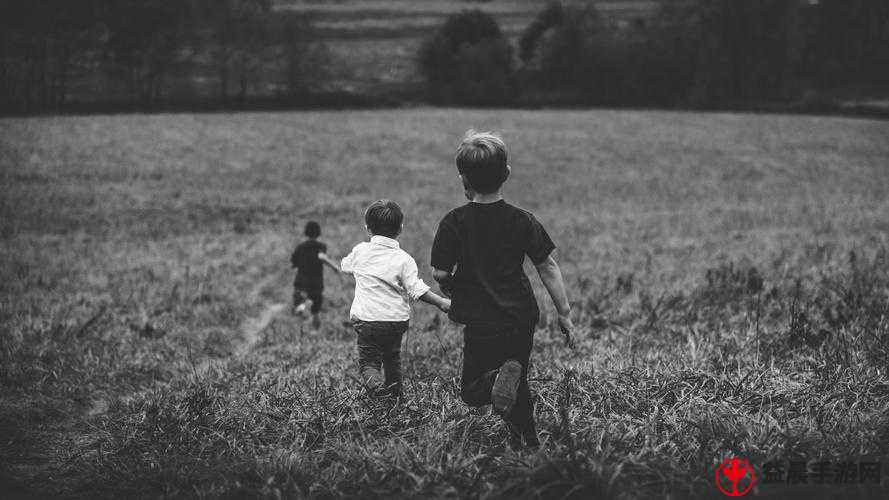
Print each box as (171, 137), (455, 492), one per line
(431, 200), (555, 328)
(291, 239), (327, 290)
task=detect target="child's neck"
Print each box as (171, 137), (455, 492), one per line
(470, 191), (503, 204)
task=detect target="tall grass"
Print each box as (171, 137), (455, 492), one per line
(1, 109), (888, 497)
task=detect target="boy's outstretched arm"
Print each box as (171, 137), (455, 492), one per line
(340, 248), (356, 276)
(418, 290), (451, 313)
(318, 252), (341, 274)
(403, 260), (449, 313)
(535, 254), (575, 348)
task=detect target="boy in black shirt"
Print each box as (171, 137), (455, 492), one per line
(431, 130), (575, 448)
(291, 221), (339, 327)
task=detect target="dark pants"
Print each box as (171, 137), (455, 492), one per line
(353, 319), (409, 396)
(293, 286), (323, 314)
(461, 323), (536, 440)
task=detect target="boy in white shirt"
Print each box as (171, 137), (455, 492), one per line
(341, 199), (451, 397)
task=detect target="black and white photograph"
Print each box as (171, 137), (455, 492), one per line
(1, 0), (888, 498)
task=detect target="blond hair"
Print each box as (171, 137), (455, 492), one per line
(455, 130), (509, 193)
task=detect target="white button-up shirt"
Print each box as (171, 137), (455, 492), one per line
(341, 235), (431, 322)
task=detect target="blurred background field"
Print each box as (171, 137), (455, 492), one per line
(273, 0), (657, 94)
(1, 109), (888, 497)
(2, 0), (888, 114)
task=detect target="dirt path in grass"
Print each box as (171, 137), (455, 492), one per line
(235, 274), (289, 357)
(237, 269), (291, 355)
(2, 264), (293, 497)
(198, 269), (290, 370)
(87, 268), (291, 418)
(237, 302), (289, 354)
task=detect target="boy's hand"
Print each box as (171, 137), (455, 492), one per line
(432, 268), (453, 297)
(418, 290), (451, 314)
(558, 313), (575, 349)
(534, 255), (574, 349)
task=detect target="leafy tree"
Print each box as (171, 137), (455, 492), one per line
(808, 0), (889, 88)
(518, 1), (641, 105)
(0, 0), (101, 110)
(518, 1), (564, 64)
(684, 0), (806, 104)
(199, 0), (272, 102)
(102, 0), (196, 106)
(418, 10), (514, 105)
(277, 13), (329, 96)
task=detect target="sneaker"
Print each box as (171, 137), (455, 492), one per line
(362, 368), (384, 394)
(491, 359), (522, 414)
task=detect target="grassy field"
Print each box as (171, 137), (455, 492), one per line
(1, 108), (889, 498)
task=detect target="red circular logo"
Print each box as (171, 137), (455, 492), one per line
(715, 457), (755, 496)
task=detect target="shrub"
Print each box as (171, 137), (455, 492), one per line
(418, 10), (514, 105)
(518, 0), (885, 107)
(517, 1), (652, 105)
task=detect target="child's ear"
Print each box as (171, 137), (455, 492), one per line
(503, 164), (511, 183)
(364, 225), (372, 236)
(460, 174), (474, 200)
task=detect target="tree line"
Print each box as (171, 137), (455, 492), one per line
(0, 0), (325, 112)
(419, 0), (889, 109)
(2, 0), (887, 113)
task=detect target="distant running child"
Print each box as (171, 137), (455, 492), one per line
(341, 200), (451, 397)
(431, 130), (575, 448)
(291, 221), (340, 327)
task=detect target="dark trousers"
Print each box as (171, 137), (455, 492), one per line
(353, 319), (409, 396)
(293, 286), (323, 314)
(460, 323), (536, 438)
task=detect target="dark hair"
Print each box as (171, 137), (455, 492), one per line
(455, 130), (509, 194)
(364, 200), (403, 238)
(304, 221), (321, 238)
